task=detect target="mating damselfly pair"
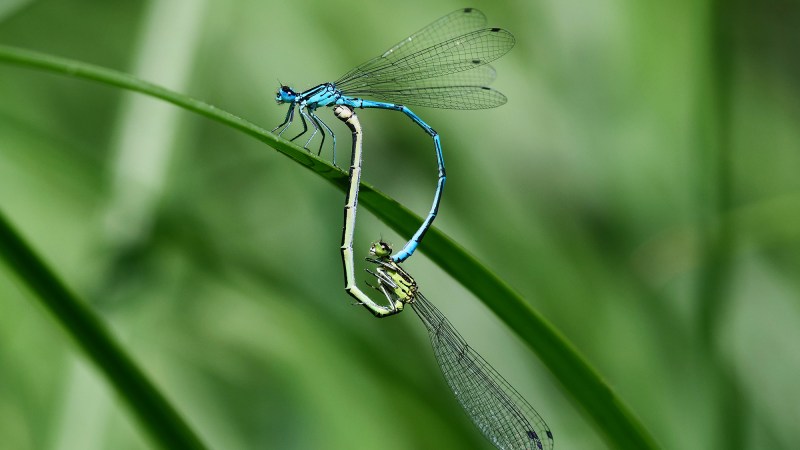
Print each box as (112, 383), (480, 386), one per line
(276, 8), (553, 450)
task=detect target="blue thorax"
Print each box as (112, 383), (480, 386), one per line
(276, 83), (350, 109)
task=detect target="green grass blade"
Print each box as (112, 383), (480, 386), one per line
(0, 44), (659, 449)
(0, 211), (207, 450)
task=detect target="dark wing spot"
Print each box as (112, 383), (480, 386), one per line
(481, 87), (491, 90)
(546, 430), (553, 439)
(472, 59), (482, 64)
(464, 7), (473, 13)
(527, 430), (543, 449)
(490, 27), (501, 32)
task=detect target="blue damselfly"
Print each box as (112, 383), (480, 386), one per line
(276, 8), (514, 263)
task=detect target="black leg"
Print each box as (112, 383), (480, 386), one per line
(289, 106), (309, 143)
(313, 111), (337, 167)
(308, 111), (326, 156)
(300, 109), (319, 149)
(272, 105), (295, 135)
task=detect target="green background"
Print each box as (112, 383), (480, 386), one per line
(1, 0), (799, 448)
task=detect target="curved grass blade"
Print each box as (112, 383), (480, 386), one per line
(0, 44), (660, 450)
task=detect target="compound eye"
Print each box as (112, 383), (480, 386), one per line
(373, 240), (392, 256)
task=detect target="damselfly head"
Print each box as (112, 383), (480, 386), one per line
(275, 85), (296, 104)
(369, 240), (393, 259)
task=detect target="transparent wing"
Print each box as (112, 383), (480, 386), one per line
(412, 294), (554, 450)
(336, 28), (515, 94)
(344, 63), (497, 90)
(352, 86), (507, 110)
(337, 8), (488, 82)
(342, 65), (504, 109)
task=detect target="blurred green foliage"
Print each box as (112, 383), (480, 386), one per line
(1, 0), (799, 449)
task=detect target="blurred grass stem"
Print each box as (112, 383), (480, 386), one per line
(695, 0), (745, 447)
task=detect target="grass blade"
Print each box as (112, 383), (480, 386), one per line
(0, 44), (659, 449)
(0, 211), (207, 450)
